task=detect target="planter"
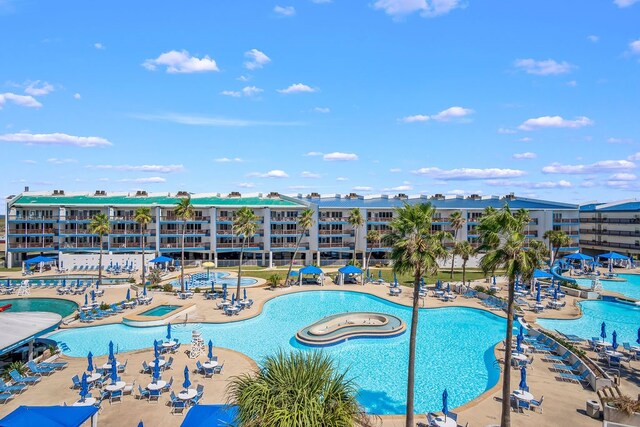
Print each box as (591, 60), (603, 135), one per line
(603, 403), (640, 425)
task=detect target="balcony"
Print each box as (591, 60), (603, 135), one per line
(270, 216), (297, 222)
(7, 215), (58, 222)
(367, 216), (394, 222)
(319, 217), (347, 223)
(159, 242), (209, 249)
(8, 242), (56, 249)
(580, 218), (639, 224)
(7, 228), (56, 235)
(580, 229), (639, 237)
(216, 243), (262, 249)
(59, 242), (101, 249)
(319, 229), (354, 236)
(579, 239), (639, 250)
(553, 218), (580, 224)
(160, 216), (210, 222)
(270, 229), (303, 235)
(319, 242), (354, 249)
(63, 215), (96, 221)
(271, 242), (309, 249)
(110, 216), (137, 222)
(109, 229), (151, 235)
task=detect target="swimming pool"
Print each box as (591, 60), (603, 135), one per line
(51, 291), (505, 415)
(170, 271), (257, 288)
(139, 305), (182, 317)
(0, 297), (78, 317)
(575, 274), (640, 300)
(537, 299), (640, 345)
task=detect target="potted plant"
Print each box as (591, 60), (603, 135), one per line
(603, 396), (640, 424)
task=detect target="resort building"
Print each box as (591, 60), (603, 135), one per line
(4, 189), (580, 268)
(579, 199), (640, 259)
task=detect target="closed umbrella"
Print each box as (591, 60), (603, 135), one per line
(393, 271), (398, 286)
(166, 323), (172, 341)
(243, 288), (247, 301)
(153, 340), (159, 359)
(536, 283), (541, 303)
(223, 288), (227, 301)
(95, 281), (99, 290)
(514, 279), (519, 292)
(110, 361), (118, 385)
(446, 283), (451, 293)
(436, 280), (441, 290)
(600, 322), (607, 343)
(211, 282), (215, 293)
(91, 290), (96, 303)
(519, 325), (524, 340)
(86, 352), (93, 373)
(519, 366), (528, 391)
(79, 373), (89, 402)
(516, 333), (523, 353)
(152, 357), (161, 384)
(637, 327), (640, 346)
(492, 275), (496, 285)
(84, 294), (88, 306)
(612, 331), (618, 350)
(182, 366), (191, 390)
(378, 270), (382, 279)
(231, 293), (235, 306)
(108, 341), (115, 364)
(143, 283), (147, 296)
(442, 389), (449, 420)
(126, 289), (130, 300)
(553, 286), (559, 300)
(208, 340), (213, 361)
(138, 422), (143, 427)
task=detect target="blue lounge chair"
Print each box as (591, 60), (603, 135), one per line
(137, 385), (150, 400)
(543, 351), (571, 362)
(0, 393), (14, 404)
(141, 361), (151, 374)
(26, 360), (55, 376)
(0, 383), (26, 394)
(551, 360), (583, 373)
(117, 359), (127, 374)
(559, 370), (590, 384)
(195, 361), (205, 375)
(164, 357), (174, 371)
(530, 395), (544, 413)
(9, 370), (41, 385)
(40, 360), (68, 370)
(71, 375), (82, 389)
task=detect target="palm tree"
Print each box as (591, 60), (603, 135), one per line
(453, 240), (474, 286)
(89, 213), (110, 288)
(227, 350), (373, 427)
(448, 211), (466, 278)
(285, 208), (314, 285)
(348, 208), (364, 266)
(383, 203), (447, 427)
(478, 205), (537, 427)
(543, 230), (572, 265)
(134, 207), (152, 286)
(174, 197), (194, 292)
(365, 229), (381, 270)
(234, 207), (258, 298)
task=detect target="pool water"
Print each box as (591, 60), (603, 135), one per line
(538, 300), (640, 345)
(51, 291), (506, 415)
(0, 298), (78, 317)
(575, 274), (640, 300)
(170, 271), (257, 288)
(140, 305), (181, 317)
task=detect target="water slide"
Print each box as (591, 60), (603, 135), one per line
(550, 263), (577, 284)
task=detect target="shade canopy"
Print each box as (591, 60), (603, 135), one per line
(299, 265), (323, 275)
(180, 404), (238, 427)
(338, 265), (363, 274)
(149, 256), (174, 263)
(0, 405), (98, 427)
(532, 269), (553, 279)
(24, 255), (55, 265)
(563, 253), (594, 261)
(202, 262), (215, 268)
(598, 252), (630, 260)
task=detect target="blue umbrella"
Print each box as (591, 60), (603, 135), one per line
(393, 271), (398, 286)
(366, 268), (371, 279)
(79, 373), (89, 402)
(231, 293), (235, 306)
(436, 280), (441, 290)
(600, 322), (607, 342)
(62, 279), (66, 288)
(378, 270), (382, 279)
(108, 341), (115, 363)
(516, 333), (523, 353)
(143, 283), (147, 296)
(182, 366), (191, 390)
(152, 357), (161, 384)
(84, 294), (88, 306)
(166, 324), (172, 341)
(442, 389), (449, 420)
(536, 283), (541, 303)
(110, 361), (118, 385)
(518, 325), (524, 340)
(86, 352), (93, 373)
(519, 366), (528, 391)
(126, 288), (130, 300)
(223, 288), (227, 301)
(514, 279), (519, 292)
(637, 327), (640, 346)
(154, 340), (160, 359)
(91, 290), (96, 303)
(492, 275), (496, 285)
(211, 282), (215, 292)
(138, 422), (143, 427)
(446, 283), (450, 293)
(553, 286), (559, 300)
(612, 331), (618, 350)
(208, 340), (213, 361)
(420, 278), (425, 288)
(243, 288), (247, 301)
(95, 280), (99, 290)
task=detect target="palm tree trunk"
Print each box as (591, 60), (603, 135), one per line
(180, 221), (186, 293)
(462, 260), (467, 285)
(236, 237), (247, 298)
(285, 231), (305, 287)
(500, 277), (516, 427)
(98, 234), (103, 287)
(553, 246), (560, 265)
(353, 229), (358, 266)
(141, 231), (146, 287)
(450, 230), (457, 279)
(405, 269), (422, 427)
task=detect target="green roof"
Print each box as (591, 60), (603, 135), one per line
(11, 194), (302, 207)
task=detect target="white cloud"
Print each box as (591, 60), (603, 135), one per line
(581, 181), (596, 188)
(542, 160), (635, 174)
(73, 93), (81, 100)
(386, 184), (412, 191)
(301, 171), (322, 178)
(0, 132), (111, 147)
(608, 137), (633, 144)
(389, 168), (402, 173)
(250, 169), (289, 178)
(373, 0), (463, 18)
(274, 5), (296, 16)
(47, 158), (77, 164)
(628, 152), (640, 161)
(513, 152), (537, 159)
(133, 112), (301, 127)
(630, 39), (640, 54)
(93, 164), (184, 173)
(305, 151), (323, 156)
(485, 179), (572, 189)
(514, 59), (573, 76)
(312, 0), (332, 3)
(238, 182), (255, 188)
(614, 0), (639, 7)
(587, 35), (599, 42)
(400, 106), (473, 123)
(23, 159), (37, 164)
(215, 157), (243, 163)
(353, 186), (373, 192)
(94, 42), (105, 50)
(24, 80), (54, 96)
(323, 152), (358, 161)
(518, 137), (533, 142)
(609, 173), (636, 181)
(313, 107), (330, 113)
(566, 80), (577, 87)
(143, 50), (219, 73)
(447, 189), (483, 196)
(242, 86), (263, 96)
(119, 177), (166, 183)
(0, 93), (42, 108)
(336, 177), (348, 181)
(277, 83), (316, 94)
(412, 167), (526, 180)
(221, 90), (241, 97)
(244, 49), (271, 70)
(518, 115), (593, 131)
(498, 127), (516, 134)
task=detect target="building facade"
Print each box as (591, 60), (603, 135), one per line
(5, 190), (580, 268)
(579, 199), (640, 259)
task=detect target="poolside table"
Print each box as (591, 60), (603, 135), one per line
(102, 361), (120, 370)
(72, 397), (96, 406)
(238, 299), (251, 307)
(595, 341), (612, 348)
(162, 341), (177, 348)
(605, 350), (624, 358)
(442, 294), (455, 302)
(146, 380), (166, 391)
(123, 301), (135, 309)
(512, 353), (528, 362)
(86, 373), (102, 383)
(105, 381), (126, 392)
(202, 361), (218, 369)
(432, 415), (457, 427)
(512, 390), (534, 402)
(548, 300), (563, 309)
(149, 359), (166, 369)
(178, 389), (197, 400)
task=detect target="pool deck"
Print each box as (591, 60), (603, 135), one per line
(0, 267), (638, 426)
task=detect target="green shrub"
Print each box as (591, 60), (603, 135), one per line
(99, 302), (110, 311)
(3, 361), (26, 380)
(162, 283), (174, 293)
(194, 288), (201, 293)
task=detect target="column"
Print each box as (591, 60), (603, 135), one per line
(28, 340), (34, 362)
(269, 251), (273, 268)
(154, 207), (161, 256)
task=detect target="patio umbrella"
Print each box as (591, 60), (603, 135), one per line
(612, 331), (618, 350)
(393, 271), (398, 286)
(138, 422), (143, 427)
(222, 288), (227, 301)
(553, 286), (559, 300)
(166, 323), (172, 341)
(637, 327), (640, 346)
(243, 288), (247, 301)
(86, 352), (93, 373)
(110, 361), (118, 385)
(516, 333), (523, 353)
(519, 366), (528, 392)
(442, 389), (448, 420)
(203, 261), (215, 279)
(208, 340), (213, 361)
(91, 290), (96, 303)
(600, 322), (607, 342)
(446, 283), (451, 293)
(378, 270), (382, 279)
(536, 283), (541, 303)
(126, 289), (130, 300)
(152, 357), (161, 384)
(108, 341), (115, 364)
(153, 340), (160, 359)
(182, 366), (191, 390)
(231, 293), (235, 306)
(143, 283), (147, 296)
(79, 373), (89, 402)
(436, 280), (441, 290)
(514, 279), (519, 292)
(518, 325), (524, 340)
(95, 281), (99, 290)
(492, 276), (496, 285)
(62, 279), (66, 288)
(84, 294), (88, 306)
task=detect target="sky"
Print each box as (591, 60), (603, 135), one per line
(1, 0), (640, 212)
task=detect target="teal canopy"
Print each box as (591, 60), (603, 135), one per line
(0, 405), (98, 427)
(563, 253), (594, 261)
(180, 404), (238, 427)
(299, 265), (323, 275)
(24, 255), (55, 265)
(149, 256), (173, 263)
(533, 269), (553, 279)
(598, 252), (630, 260)
(338, 265), (362, 274)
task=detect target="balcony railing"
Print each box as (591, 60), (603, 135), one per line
(319, 217), (346, 222)
(8, 215), (58, 221)
(579, 229), (639, 237)
(216, 243), (262, 248)
(271, 229), (303, 235)
(158, 229), (209, 235)
(271, 216), (297, 222)
(319, 242), (354, 248)
(367, 216), (394, 222)
(60, 243), (100, 248)
(64, 215), (97, 221)
(580, 218), (640, 224)
(271, 243), (308, 249)
(553, 218), (580, 223)
(8, 228), (56, 234)
(579, 239), (639, 250)
(159, 242), (208, 248)
(10, 242), (56, 248)
(319, 229), (353, 235)
(160, 215), (210, 221)
(109, 229), (150, 234)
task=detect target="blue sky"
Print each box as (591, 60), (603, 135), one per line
(1, 0), (639, 210)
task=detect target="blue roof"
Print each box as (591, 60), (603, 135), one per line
(338, 265), (363, 274)
(149, 256), (174, 263)
(299, 265), (323, 275)
(180, 404), (238, 427)
(597, 252), (630, 260)
(24, 255), (56, 265)
(579, 203), (604, 212)
(596, 201), (640, 212)
(0, 405), (98, 427)
(296, 195), (577, 210)
(564, 253), (594, 261)
(533, 269), (553, 279)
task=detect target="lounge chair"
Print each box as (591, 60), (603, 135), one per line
(0, 393), (14, 404)
(162, 377), (173, 392)
(559, 369), (590, 384)
(9, 370), (41, 385)
(71, 375), (82, 389)
(117, 359), (127, 374)
(529, 395), (544, 413)
(137, 385), (150, 400)
(141, 361), (151, 374)
(40, 360), (68, 370)
(551, 360), (582, 373)
(195, 361), (205, 375)
(0, 383), (27, 394)
(164, 357), (174, 370)
(542, 351), (571, 362)
(26, 361), (55, 376)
